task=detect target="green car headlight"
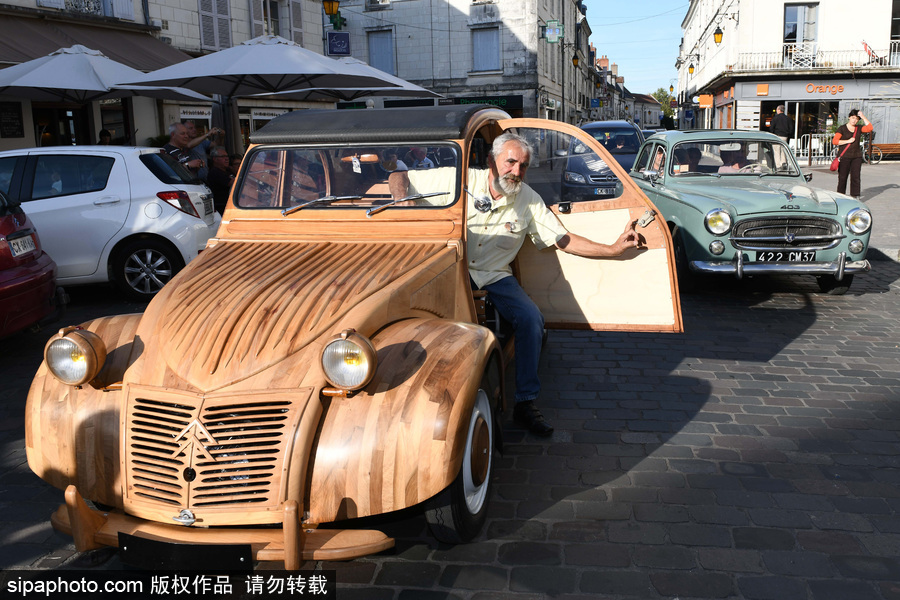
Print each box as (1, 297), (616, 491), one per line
(846, 208), (872, 234)
(44, 327), (107, 386)
(321, 329), (377, 390)
(705, 209), (733, 235)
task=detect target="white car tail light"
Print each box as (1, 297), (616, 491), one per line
(157, 191), (200, 218)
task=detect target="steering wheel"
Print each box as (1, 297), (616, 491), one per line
(737, 162), (767, 173)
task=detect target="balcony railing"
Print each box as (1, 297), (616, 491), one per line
(735, 41), (900, 71)
(65, 0), (103, 16)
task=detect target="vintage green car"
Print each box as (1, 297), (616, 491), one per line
(630, 130), (872, 294)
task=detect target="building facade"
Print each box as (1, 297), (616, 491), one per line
(328, 0), (598, 122)
(676, 0), (900, 145)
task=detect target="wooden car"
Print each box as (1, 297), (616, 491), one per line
(25, 105), (682, 568)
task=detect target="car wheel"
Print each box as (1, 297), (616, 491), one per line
(425, 378), (495, 544)
(671, 226), (697, 292)
(111, 238), (184, 301)
(817, 274), (853, 295)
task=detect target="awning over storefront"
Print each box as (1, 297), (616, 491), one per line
(0, 15), (189, 72)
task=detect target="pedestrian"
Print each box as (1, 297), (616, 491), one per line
(832, 109), (873, 199)
(205, 146), (234, 215)
(97, 129), (112, 145)
(163, 123), (203, 175)
(769, 105), (793, 144)
(389, 132), (641, 436)
(184, 120), (223, 181)
(228, 154), (243, 178)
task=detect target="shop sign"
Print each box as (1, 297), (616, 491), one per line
(251, 108), (288, 120)
(180, 107), (212, 120)
(326, 31), (351, 56)
(806, 83), (844, 95)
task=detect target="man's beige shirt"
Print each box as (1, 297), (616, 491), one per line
(407, 167), (567, 288)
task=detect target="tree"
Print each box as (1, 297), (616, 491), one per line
(651, 87), (675, 119)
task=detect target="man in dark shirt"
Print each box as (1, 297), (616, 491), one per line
(769, 105), (793, 143)
(205, 146), (234, 215)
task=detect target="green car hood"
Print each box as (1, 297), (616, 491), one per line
(676, 178), (839, 217)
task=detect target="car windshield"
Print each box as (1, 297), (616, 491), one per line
(584, 128), (641, 155)
(234, 145), (459, 210)
(670, 140), (801, 177)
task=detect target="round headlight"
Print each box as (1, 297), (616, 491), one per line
(321, 329), (377, 390)
(846, 208), (872, 234)
(705, 209), (733, 235)
(44, 327), (107, 386)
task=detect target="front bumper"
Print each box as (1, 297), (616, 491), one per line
(53, 485), (394, 568)
(692, 251), (870, 280)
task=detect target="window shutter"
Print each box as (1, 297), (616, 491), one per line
(289, 0), (303, 44)
(111, 0), (134, 20)
(216, 0), (232, 48)
(249, 0), (265, 38)
(200, 0), (217, 49)
(36, 0), (65, 8)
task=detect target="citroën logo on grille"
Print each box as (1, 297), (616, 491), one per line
(173, 419), (219, 462)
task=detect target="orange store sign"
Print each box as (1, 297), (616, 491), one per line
(806, 83), (844, 95)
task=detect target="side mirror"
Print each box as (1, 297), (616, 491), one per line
(804, 172), (813, 182)
(554, 149), (569, 158)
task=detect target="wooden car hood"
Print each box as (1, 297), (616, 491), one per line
(135, 240), (446, 391)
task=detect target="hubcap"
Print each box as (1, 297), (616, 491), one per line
(124, 249), (173, 295)
(463, 389), (492, 514)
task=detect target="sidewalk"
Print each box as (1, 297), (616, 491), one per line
(806, 160), (900, 262)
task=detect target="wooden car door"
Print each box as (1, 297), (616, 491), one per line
(497, 119), (682, 333)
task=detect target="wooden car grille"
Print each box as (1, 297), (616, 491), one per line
(126, 396), (294, 508)
(731, 217), (842, 250)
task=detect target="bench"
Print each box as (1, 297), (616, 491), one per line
(873, 143), (900, 158)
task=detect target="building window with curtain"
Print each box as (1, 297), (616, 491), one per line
(471, 26), (500, 72)
(368, 30), (395, 76)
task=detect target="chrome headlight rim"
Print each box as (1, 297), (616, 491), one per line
(44, 326), (107, 386)
(704, 208), (733, 236)
(846, 208), (872, 235)
(321, 329), (377, 391)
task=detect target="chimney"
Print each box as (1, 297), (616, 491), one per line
(598, 55), (609, 70)
(611, 63), (618, 76)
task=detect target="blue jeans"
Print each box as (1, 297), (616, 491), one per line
(481, 276), (544, 404)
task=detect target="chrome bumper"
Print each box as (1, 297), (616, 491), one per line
(692, 251), (871, 280)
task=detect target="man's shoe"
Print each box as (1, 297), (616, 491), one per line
(513, 401), (553, 437)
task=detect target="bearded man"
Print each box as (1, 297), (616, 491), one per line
(390, 132), (639, 436)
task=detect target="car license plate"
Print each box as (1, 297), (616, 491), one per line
(756, 251), (816, 262)
(203, 195), (214, 215)
(9, 234), (36, 257)
(594, 187), (615, 196)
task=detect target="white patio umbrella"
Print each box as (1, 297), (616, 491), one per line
(122, 35), (402, 97)
(253, 57), (442, 102)
(0, 45), (210, 103)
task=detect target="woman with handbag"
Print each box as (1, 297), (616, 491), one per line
(832, 109), (873, 199)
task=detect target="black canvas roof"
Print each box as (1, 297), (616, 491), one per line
(251, 104), (501, 145)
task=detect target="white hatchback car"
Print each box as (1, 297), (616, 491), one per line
(0, 146), (220, 301)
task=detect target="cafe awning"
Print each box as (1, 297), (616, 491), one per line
(0, 15), (190, 72)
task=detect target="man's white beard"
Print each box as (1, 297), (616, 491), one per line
(495, 174), (523, 196)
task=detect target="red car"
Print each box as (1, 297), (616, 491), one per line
(0, 190), (60, 338)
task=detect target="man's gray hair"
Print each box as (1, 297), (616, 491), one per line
(490, 132), (533, 166)
(168, 122), (183, 136)
(776, 105), (785, 112)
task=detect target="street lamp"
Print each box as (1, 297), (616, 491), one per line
(572, 54), (579, 68)
(322, 0), (339, 15)
(714, 26), (723, 45)
(688, 63), (695, 75)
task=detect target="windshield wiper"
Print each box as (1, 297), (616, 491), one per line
(282, 195), (362, 216)
(366, 191), (449, 217)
